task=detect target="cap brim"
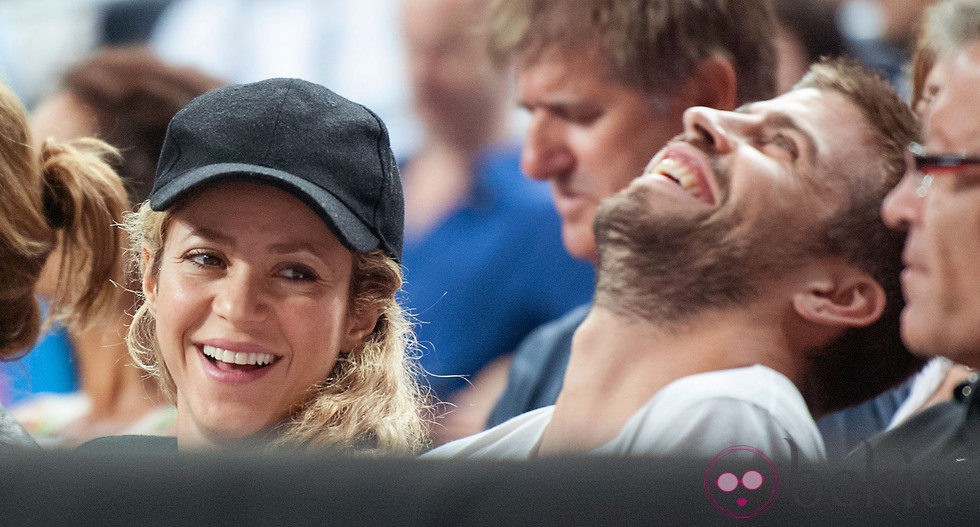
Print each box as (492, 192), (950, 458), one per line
(149, 162), (381, 254)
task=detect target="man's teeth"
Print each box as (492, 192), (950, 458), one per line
(202, 345), (275, 366)
(646, 157), (705, 200)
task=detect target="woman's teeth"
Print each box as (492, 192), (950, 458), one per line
(202, 345), (275, 366)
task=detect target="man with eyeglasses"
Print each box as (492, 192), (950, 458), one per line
(905, 143), (980, 198)
(852, 0), (980, 466)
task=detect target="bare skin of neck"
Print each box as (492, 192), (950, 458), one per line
(63, 311), (168, 446)
(536, 303), (805, 457)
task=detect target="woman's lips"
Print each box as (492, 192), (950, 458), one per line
(196, 342), (280, 385)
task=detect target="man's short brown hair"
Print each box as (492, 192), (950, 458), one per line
(485, 0), (778, 103)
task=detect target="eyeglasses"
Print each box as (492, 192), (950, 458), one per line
(908, 142), (980, 198)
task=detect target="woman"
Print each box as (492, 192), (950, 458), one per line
(120, 78), (427, 454)
(0, 80), (128, 446)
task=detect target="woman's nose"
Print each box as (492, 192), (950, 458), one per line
(212, 269), (267, 324)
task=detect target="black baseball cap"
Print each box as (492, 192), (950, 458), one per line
(149, 77), (404, 260)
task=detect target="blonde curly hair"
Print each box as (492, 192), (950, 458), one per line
(123, 202), (429, 455)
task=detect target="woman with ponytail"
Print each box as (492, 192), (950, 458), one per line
(0, 80), (128, 447)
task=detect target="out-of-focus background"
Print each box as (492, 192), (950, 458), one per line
(0, 0), (929, 145)
(0, 0), (421, 156)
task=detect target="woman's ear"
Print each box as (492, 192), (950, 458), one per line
(342, 305), (382, 352)
(793, 269), (886, 328)
(142, 247), (158, 315)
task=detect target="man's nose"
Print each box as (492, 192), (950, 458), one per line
(881, 168), (924, 232)
(521, 110), (574, 181)
(681, 106), (737, 154)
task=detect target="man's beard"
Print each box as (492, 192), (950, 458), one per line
(593, 181), (820, 330)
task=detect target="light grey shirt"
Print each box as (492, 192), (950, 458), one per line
(426, 365), (825, 463)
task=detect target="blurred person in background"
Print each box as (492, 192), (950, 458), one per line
(836, 0), (939, 98)
(0, 76), (129, 447)
(8, 46), (225, 447)
(0, 0), (172, 109)
(773, 0), (848, 92)
(396, 0), (593, 444)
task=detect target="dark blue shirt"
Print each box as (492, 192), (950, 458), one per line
(844, 374), (980, 468)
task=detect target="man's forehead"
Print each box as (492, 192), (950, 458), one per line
(741, 88), (865, 150)
(518, 48), (595, 89)
(927, 40), (980, 153)
(737, 88), (827, 119)
(518, 43), (603, 74)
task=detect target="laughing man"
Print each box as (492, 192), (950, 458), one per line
(426, 59), (922, 462)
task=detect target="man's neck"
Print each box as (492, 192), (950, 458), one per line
(536, 305), (802, 456)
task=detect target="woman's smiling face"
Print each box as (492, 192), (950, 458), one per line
(145, 180), (373, 448)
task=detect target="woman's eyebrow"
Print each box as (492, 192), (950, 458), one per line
(185, 225), (234, 245)
(268, 241), (327, 257)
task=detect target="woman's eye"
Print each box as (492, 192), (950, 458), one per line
(280, 266), (319, 282)
(186, 252), (223, 268)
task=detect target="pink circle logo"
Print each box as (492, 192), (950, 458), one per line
(703, 445), (779, 519)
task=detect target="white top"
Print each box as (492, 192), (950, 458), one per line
(425, 365), (825, 463)
(11, 392), (176, 448)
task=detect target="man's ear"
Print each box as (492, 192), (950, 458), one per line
(142, 247), (158, 315)
(792, 269), (886, 328)
(342, 305), (382, 352)
(680, 54), (738, 111)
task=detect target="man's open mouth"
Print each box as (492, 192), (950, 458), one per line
(643, 154), (716, 205)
